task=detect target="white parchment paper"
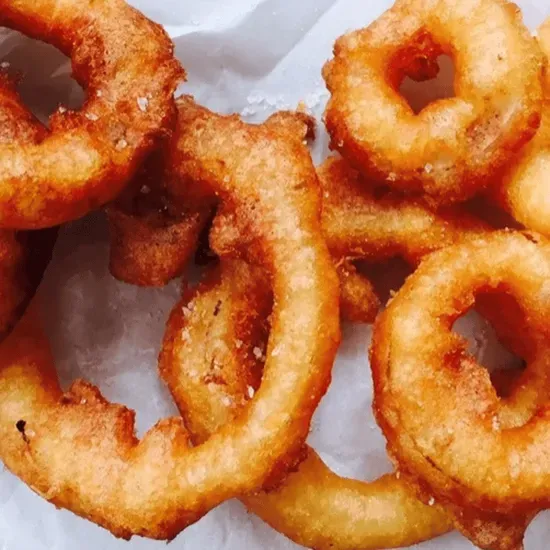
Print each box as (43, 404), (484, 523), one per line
(0, 1), (549, 549)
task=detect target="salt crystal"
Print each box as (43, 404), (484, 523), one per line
(428, 497), (435, 506)
(235, 339), (243, 349)
(137, 97), (149, 112)
(424, 163), (433, 174)
(0, 61), (10, 69)
(221, 395), (233, 407)
(116, 138), (128, 151)
(58, 106), (67, 114)
(85, 113), (99, 121)
(247, 386), (255, 399)
(253, 347), (263, 360)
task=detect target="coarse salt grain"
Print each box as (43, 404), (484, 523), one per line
(58, 106), (67, 114)
(387, 172), (397, 181)
(0, 61), (10, 69)
(85, 113), (99, 121)
(221, 395), (233, 407)
(253, 347), (263, 360)
(116, 138), (128, 151)
(247, 386), (255, 399)
(424, 163), (433, 174)
(428, 497), (435, 506)
(137, 97), (149, 112)
(96, 90), (103, 97)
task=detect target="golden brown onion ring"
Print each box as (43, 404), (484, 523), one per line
(106, 151), (212, 287)
(323, 0), (543, 204)
(0, 97), (340, 539)
(0, 0), (183, 229)
(372, 231), (550, 548)
(490, 19), (550, 235)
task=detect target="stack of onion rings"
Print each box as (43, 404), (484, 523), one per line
(323, 0), (544, 204)
(160, 231), (550, 550)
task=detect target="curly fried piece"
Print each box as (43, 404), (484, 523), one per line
(490, 19), (550, 235)
(372, 231), (550, 549)
(0, 0), (183, 229)
(0, 73), (56, 340)
(323, 0), (543, 204)
(107, 151), (212, 287)
(0, 97), (340, 539)
(160, 259), (452, 550)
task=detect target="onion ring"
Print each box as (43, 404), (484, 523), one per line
(0, 97), (340, 539)
(323, 0), (544, 204)
(159, 258), (452, 550)
(0, 73), (56, 339)
(0, 0), (183, 229)
(371, 231), (550, 547)
(490, 19), (550, 235)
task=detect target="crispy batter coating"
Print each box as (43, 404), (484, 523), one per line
(0, 73), (55, 340)
(0, 0), (183, 229)
(323, 0), (544, 204)
(372, 231), (550, 548)
(0, 97), (340, 540)
(160, 259), (452, 550)
(491, 19), (550, 234)
(107, 150), (212, 286)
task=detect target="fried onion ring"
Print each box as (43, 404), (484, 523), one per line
(323, 0), (544, 204)
(0, 0), (183, 229)
(160, 259), (452, 550)
(0, 97), (340, 539)
(0, 73), (56, 339)
(371, 231), (550, 547)
(490, 19), (550, 235)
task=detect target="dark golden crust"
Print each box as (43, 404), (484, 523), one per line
(0, 0), (184, 229)
(489, 20), (550, 236)
(323, 0), (544, 204)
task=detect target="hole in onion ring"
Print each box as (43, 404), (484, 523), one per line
(0, 31), (84, 123)
(453, 290), (527, 400)
(399, 54), (455, 115)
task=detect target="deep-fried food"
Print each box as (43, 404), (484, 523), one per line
(0, 97), (340, 540)
(160, 259), (452, 550)
(371, 231), (550, 549)
(491, 19), (550, 235)
(0, 0), (183, 229)
(107, 152), (212, 286)
(323, 0), (544, 204)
